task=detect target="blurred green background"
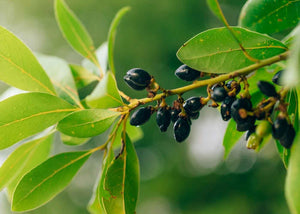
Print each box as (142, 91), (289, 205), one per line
(0, 0), (289, 213)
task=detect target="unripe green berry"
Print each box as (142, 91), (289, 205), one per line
(246, 133), (262, 150)
(256, 121), (272, 138)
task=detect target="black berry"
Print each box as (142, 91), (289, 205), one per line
(183, 97), (203, 114)
(175, 64), (201, 81)
(173, 117), (191, 142)
(279, 125), (295, 149)
(272, 117), (289, 139)
(170, 108), (181, 123)
(156, 108), (171, 132)
(256, 101), (274, 120)
(236, 117), (256, 132)
(130, 106), (153, 126)
(124, 68), (152, 90)
(189, 111), (200, 120)
(226, 80), (241, 94)
(231, 98), (253, 122)
(220, 96), (236, 121)
(272, 70), (283, 86)
(257, 81), (278, 97)
(211, 86), (227, 102)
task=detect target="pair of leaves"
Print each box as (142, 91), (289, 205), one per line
(177, 27), (287, 74)
(12, 150), (92, 211)
(239, 0), (300, 35)
(89, 135), (139, 214)
(0, 134), (53, 194)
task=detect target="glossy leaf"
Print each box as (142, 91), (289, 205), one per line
(239, 0), (300, 35)
(0, 26), (55, 94)
(177, 27), (287, 74)
(6, 134), (53, 200)
(223, 119), (244, 159)
(206, 0), (227, 25)
(78, 80), (99, 100)
(86, 71), (123, 109)
(108, 7), (131, 74)
(0, 93), (77, 150)
(102, 135), (139, 213)
(55, 0), (98, 67)
(0, 134), (53, 192)
(12, 151), (91, 211)
(282, 26), (300, 87)
(60, 133), (90, 146)
(57, 109), (121, 138)
(88, 149), (114, 214)
(112, 120), (143, 149)
(82, 42), (108, 76)
(37, 54), (81, 107)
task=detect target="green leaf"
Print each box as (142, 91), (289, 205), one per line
(86, 71), (123, 109)
(0, 92), (77, 150)
(102, 134), (139, 214)
(0, 26), (55, 94)
(6, 134), (53, 200)
(88, 148), (114, 214)
(78, 80), (99, 100)
(37, 54), (81, 107)
(70, 64), (99, 90)
(0, 134), (53, 192)
(112, 120), (143, 149)
(57, 109), (121, 138)
(283, 25), (300, 47)
(282, 26), (300, 87)
(82, 42), (108, 76)
(54, 0), (99, 68)
(12, 151), (91, 211)
(239, 0), (300, 35)
(108, 7), (131, 74)
(276, 89), (299, 168)
(60, 133), (90, 146)
(206, 0), (228, 26)
(177, 27), (287, 74)
(223, 119), (244, 159)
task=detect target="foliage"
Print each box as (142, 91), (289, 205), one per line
(0, 0), (299, 213)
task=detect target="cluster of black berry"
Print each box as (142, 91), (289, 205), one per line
(124, 66), (206, 142)
(124, 66), (296, 149)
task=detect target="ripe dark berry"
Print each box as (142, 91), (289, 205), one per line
(226, 80), (241, 94)
(272, 117), (289, 139)
(231, 98), (252, 122)
(189, 111), (200, 120)
(220, 96), (236, 121)
(170, 108), (181, 123)
(124, 68), (152, 90)
(236, 116), (256, 132)
(279, 125), (295, 149)
(272, 70), (283, 86)
(130, 106), (153, 126)
(156, 108), (171, 132)
(257, 81), (278, 97)
(211, 86), (227, 102)
(175, 64), (201, 81)
(183, 97), (203, 114)
(173, 117), (191, 142)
